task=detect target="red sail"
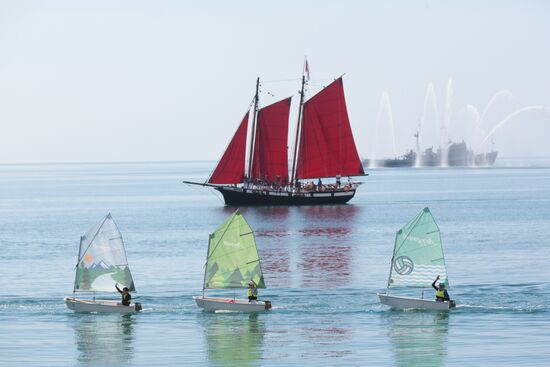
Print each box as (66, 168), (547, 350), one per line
(251, 98), (291, 184)
(296, 78), (364, 179)
(209, 112), (249, 184)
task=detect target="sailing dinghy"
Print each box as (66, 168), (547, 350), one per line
(64, 214), (142, 314)
(194, 210), (272, 312)
(378, 207), (456, 310)
(183, 61), (366, 206)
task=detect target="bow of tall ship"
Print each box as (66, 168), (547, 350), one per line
(184, 64), (366, 206)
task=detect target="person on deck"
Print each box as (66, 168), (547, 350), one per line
(317, 178), (323, 191)
(432, 275), (450, 302)
(295, 180), (301, 192)
(115, 283), (132, 306)
(248, 280), (258, 303)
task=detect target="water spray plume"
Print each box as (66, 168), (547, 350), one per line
(466, 105), (481, 125)
(478, 106), (550, 149)
(440, 79), (453, 166)
(481, 90), (514, 122)
(370, 92), (397, 167)
(417, 82), (440, 166)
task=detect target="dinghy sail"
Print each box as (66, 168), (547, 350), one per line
(65, 214), (142, 313)
(194, 210), (271, 312)
(378, 207), (455, 310)
(74, 214), (135, 292)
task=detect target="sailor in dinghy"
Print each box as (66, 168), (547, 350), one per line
(64, 214), (142, 314)
(378, 207), (456, 310)
(433, 275), (451, 302)
(194, 210), (272, 312)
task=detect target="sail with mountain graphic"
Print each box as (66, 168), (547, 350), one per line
(74, 214), (135, 292)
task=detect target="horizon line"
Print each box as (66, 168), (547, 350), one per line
(1, 156), (550, 167)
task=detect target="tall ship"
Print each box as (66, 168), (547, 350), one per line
(184, 64), (366, 206)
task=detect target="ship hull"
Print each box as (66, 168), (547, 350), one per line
(363, 159), (414, 168)
(364, 151), (498, 168)
(475, 151), (498, 166)
(215, 186), (357, 206)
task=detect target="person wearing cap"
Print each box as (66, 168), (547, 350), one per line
(432, 275), (450, 302)
(247, 280), (258, 303)
(115, 283), (132, 306)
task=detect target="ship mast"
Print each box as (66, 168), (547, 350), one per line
(247, 77), (260, 181)
(414, 119), (421, 156)
(290, 70), (307, 184)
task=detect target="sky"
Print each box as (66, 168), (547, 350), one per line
(0, 0), (549, 164)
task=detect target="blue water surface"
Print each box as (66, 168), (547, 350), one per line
(1, 160), (549, 366)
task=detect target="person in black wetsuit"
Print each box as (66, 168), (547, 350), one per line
(432, 275), (450, 302)
(115, 283), (131, 306)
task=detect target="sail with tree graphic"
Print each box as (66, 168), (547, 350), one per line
(204, 211), (265, 289)
(194, 210), (271, 312)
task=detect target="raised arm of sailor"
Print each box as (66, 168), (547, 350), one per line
(432, 276), (440, 290)
(115, 283), (122, 294)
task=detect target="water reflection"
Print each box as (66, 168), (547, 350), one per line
(300, 324), (352, 359)
(246, 206), (290, 220)
(203, 313), (265, 367)
(386, 312), (449, 367)
(72, 314), (135, 365)
(296, 204), (361, 222)
(299, 244), (352, 287)
(217, 206), (290, 220)
(300, 227), (351, 237)
(296, 208), (356, 288)
(261, 247), (291, 287)
(216, 204), (360, 289)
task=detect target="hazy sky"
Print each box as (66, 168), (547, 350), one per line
(1, 0), (549, 164)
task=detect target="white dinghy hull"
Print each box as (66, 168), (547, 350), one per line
(64, 297), (142, 314)
(378, 294), (456, 311)
(194, 296), (271, 312)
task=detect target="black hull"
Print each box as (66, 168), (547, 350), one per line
(215, 187), (357, 206)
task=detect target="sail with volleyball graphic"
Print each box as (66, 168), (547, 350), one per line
(378, 207), (456, 310)
(387, 207), (449, 289)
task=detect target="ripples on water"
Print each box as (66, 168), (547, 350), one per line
(1, 161), (550, 366)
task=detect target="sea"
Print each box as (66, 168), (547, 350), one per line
(1, 159), (550, 366)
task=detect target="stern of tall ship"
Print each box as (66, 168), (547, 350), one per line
(215, 185), (357, 206)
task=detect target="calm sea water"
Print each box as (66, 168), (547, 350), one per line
(1, 160), (550, 366)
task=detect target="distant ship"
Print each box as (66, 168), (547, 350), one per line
(184, 64), (366, 206)
(363, 135), (498, 168)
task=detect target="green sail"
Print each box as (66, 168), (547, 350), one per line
(74, 214), (136, 293)
(204, 211), (265, 289)
(389, 207), (449, 288)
